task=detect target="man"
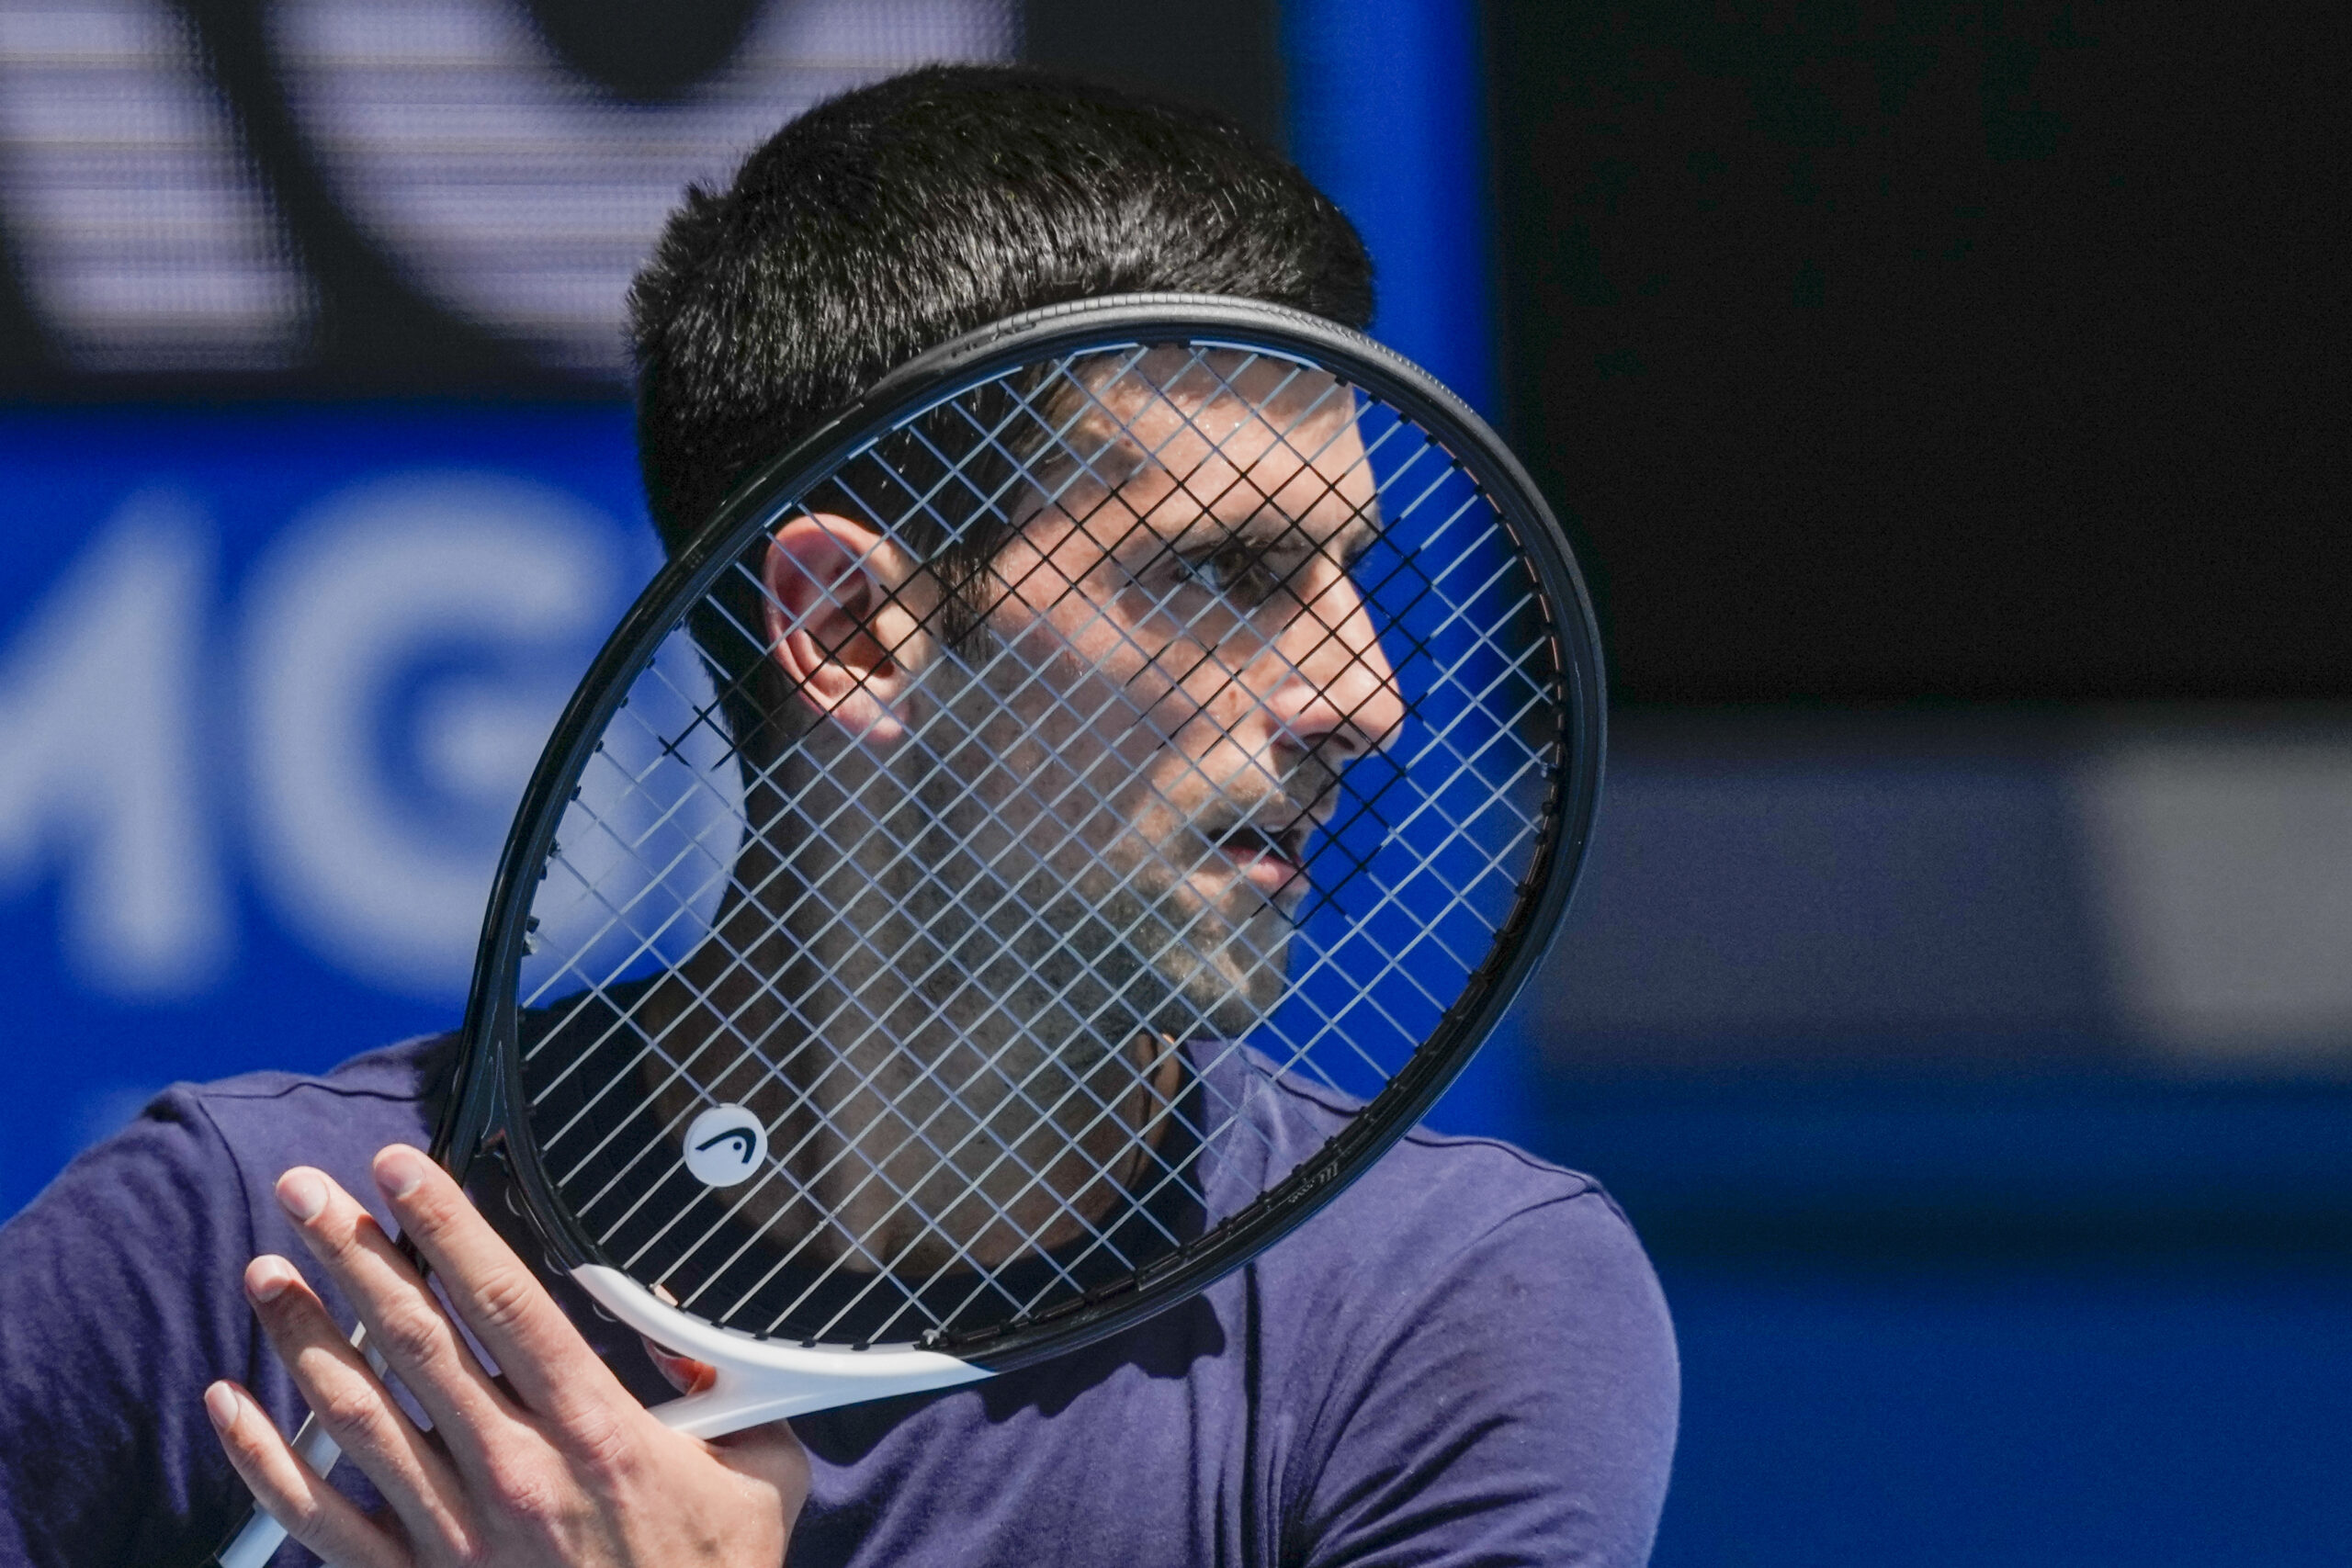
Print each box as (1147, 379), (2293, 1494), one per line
(0, 67), (1678, 1567)
(521, 341), (1412, 1329)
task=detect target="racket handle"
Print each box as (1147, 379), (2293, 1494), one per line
(213, 1412), (342, 1568)
(212, 1327), (385, 1568)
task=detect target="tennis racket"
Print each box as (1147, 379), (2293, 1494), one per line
(216, 293), (1603, 1566)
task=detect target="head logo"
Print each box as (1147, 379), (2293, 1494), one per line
(682, 1104), (768, 1188)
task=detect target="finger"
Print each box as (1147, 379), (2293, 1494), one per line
(273, 1165), (516, 1461)
(709, 1421), (813, 1520)
(371, 1145), (634, 1434)
(204, 1379), (409, 1568)
(244, 1255), (473, 1552)
(640, 1335), (719, 1396)
(713, 1424), (814, 1538)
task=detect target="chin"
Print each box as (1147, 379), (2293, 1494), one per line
(1053, 855), (1297, 1042)
(1154, 908), (1293, 1041)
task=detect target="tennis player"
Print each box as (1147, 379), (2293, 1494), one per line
(0, 67), (1677, 1567)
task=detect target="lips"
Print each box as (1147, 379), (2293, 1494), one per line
(1212, 818), (1315, 899)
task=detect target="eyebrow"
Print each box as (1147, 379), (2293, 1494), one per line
(1159, 504), (1383, 561)
(1049, 403), (1383, 555)
(1069, 383), (1362, 491)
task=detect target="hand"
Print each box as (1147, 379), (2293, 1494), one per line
(203, 1145), (808, 1568)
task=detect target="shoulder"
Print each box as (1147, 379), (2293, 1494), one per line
(0, 1037), (452, 1562)
(1371, 1127), (1664, 1312)
(1267, 1122), (1671, 1362)
(1333, 1129), (1677, 1426)
(1345, 1122), (1624, 1235)
(176, 1032), (455, 1122)
(0, 1032), (454, 1345)
(1237, 1064), (1670, 1358)
(6, 1034), (438, 1236)
(174, 1033), (454, 1166)
(1249, 1126), (1679, 1567)
(1250, 1077), (1661, 1316)
(171, 1033), (458, 1258)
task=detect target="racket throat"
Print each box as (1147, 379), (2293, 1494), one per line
(571, 1264), (989, 1437)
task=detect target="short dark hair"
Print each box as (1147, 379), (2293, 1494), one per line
(627, 63), (1374, 556)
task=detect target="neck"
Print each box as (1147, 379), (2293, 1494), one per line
(631, 779), (1183, 1277)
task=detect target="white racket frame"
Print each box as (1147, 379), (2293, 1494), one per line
(215, 1269), (983, 1566)
(571, 1264), (990, 1434)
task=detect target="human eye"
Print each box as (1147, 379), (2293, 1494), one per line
(1170, 541), (1288, 609)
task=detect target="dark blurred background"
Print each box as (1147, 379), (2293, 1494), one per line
(3, 2), (2348, 1562)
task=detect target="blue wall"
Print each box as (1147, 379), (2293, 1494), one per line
(1283, 0), (1535, 1146)
(0, 403), (652, 1210)
(1657, 1252), (2352, 1568)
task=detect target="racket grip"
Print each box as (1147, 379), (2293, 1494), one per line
(213, 1327), (382, 1568)
(213, 1412), (343, 1568)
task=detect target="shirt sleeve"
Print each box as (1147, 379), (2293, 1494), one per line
(1290, 1187), (1680, 1568)
(0, 1089), (267, 1567)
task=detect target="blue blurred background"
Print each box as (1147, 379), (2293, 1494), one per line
(3, 2), (2347, 1562)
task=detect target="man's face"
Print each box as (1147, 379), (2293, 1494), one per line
(912, 350), (1408, 1046)
(711, 351), (1408, 1269)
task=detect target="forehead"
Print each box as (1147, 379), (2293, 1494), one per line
(1078, 346), (1351, 449)
(1034, 347), (1374, 546)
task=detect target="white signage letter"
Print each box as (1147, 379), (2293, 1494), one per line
(0, 490), (227, 996)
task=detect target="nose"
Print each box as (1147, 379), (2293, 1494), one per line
(1263, 566), (1405, 766)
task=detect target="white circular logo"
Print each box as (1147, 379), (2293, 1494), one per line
(682, 1104), (768, 1188)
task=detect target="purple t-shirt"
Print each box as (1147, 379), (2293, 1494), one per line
(0, 1037), (1678, 1567)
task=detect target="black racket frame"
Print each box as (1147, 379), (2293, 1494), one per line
(435, 294), (1607, 1372)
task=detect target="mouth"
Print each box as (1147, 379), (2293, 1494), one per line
(1210, 817), (1316, 901)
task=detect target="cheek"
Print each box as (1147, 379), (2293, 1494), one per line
(1099, 612), (1274, 758)
(992, 594), (1189, 750)
(980, 576), (1285, 825)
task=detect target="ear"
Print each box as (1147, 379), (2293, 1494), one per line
(760, 513), (928, 745)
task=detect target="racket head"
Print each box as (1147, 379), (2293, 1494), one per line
(444, 294), (1604, 1371)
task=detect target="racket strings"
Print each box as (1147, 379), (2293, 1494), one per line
(797, 418), (1552, 1108)
(545, 522), (1307, 1213)
(526, 493), (1288, 1325)
(529, 355), (1363, 1142)
(538, 453), (1374, 1166)
(538, 484), (1486, 1297)
(653, 364), (1401, 1175)
(538, 371), (1523, 1325)
(516, 344), (1564, 1341)
(526, 348), (1400, 1043)
(538, 695), (1467, 1335)
(538, 719), (1232, 1222)
(515, 389), (1168, 1100)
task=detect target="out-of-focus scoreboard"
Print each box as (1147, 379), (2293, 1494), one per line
(0, 0), (1016, 378)
(0, 0), (1036, 1212)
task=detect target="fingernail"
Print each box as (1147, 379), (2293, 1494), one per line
(204, 1381), (243, 1431)
(247, 1256), (296, 1303)
(376, 1145), (430, 1201)
(277, 1168), (328, 1224)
